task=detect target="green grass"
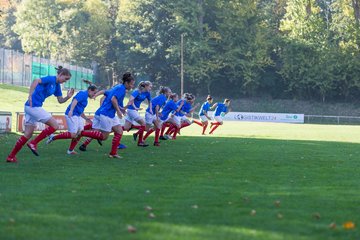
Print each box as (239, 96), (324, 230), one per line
(1, 123), (360, 240)
(1, 83), (360, 239)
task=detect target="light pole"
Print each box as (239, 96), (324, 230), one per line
(180, 33), (184, 96)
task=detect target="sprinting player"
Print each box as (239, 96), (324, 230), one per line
(86, 72), (135, 158)
(46, 81), (99, 154)
(193, 95), (213, 135)
(159, 93), (184, 140)
(165, 93), (199, 139)
(123, 81), (152, 147)
(209, 98), (231, 134)
(142, 86), (172, 146)
(6, 66), (73, 163)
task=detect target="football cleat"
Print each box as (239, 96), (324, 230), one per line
(137, 142), (149, 147)
(27, 142), (39, 156)
(133, 133), (138, 141)
(67, 150), (78, 155)
(6, 156), (17, 163)
(153, 142), (160, 147)
(46, 134), (54, 144)
(117, 143), (127, 149)
(79, 144), (87, 152)
(108, 154), (122, 159)
(159, 136), (167, 141)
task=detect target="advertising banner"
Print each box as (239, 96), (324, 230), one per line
(209, 111), (304, 124)
(0, 112), (12, 132)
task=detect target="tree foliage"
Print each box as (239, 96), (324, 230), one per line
(1, 0), (360, 101)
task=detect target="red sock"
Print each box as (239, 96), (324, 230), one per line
(202, 123), (208, 134)
(53, 132), (72, 140)
(209, 124), (220, 134)
(160, 123), (169, 137)
(172, 126), (179, 139)
(81, 131), (104, 140)
(181, 122), (190, 128)
(82, 138), (93, 147)
(138, 126), (145, 144)
(69, 136), (81, 151)
(143, 129), (154, 141)
(154, 129), (160, 143)
(110, 133), (122, 155)
(31, 126), (56, 145)
(8, 136), (29, 157)
(165, 125), (175, 135)
(193, 120), (203, 127)
(84, 123), (92, 130)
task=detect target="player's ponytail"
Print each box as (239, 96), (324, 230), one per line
(55, 66), (71, 76)
(122, 72), (134, 84)
(157, 86), (171, 95)
(83, 79), (97, 91)
(138, 81), (152, 91)
(170, 93), (178, 100)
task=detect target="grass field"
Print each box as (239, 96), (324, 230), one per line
(1, 84), (360, 239)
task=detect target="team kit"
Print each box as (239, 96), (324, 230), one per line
(6, 67), (231, 163)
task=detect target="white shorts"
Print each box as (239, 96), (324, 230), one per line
(125, 109), (143, 123)
(92, 114), (121, 132)
(199, 115), (208, 122)
(24, 106), (52, 126)
(180, 115), (191, 124)
(159, 115), (171, 125)
(66, 115), (85, 134)
(214, 116), (223, 123)
(172, 115), (181, 126)
(145, 111), (156, 125)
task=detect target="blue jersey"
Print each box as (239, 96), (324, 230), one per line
(25, 76), (62, 107)
(65, 90), (88, 116)
(95, 84), (126, 118)
(214, 103), (228, 116)
(160, 100), (178, 121)
(199, 102), (210, 116)
(127, 90), (151, 110)
(146, 94), (167, 114)
(175, 100), (191, 117)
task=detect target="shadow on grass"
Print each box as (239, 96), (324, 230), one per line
(0, 134), (359, 240)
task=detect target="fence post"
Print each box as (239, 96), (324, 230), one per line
(337, 116), (340, 124)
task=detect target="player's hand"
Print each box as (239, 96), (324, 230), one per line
(68, 111), (73, 118)
(67, 88), (75, 98)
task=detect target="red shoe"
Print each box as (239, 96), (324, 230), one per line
(108, 153), (122, 159)
(153, 142), (160, 147)
(27, 142), (39, 156)
(6, 156), (17, 163)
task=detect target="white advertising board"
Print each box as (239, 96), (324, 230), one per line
(209, 111), (304, 123)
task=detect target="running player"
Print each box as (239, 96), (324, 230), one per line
(209, 98), (231, 134)
(123, 81), (152, 147)
(6, 66), (73, 163)
(87, 72), (135, 158)
(142, 86), (172, 146)
(193, 95), (213, 135)
(159, 93), (184, 140)
(46, 81), (99, 154)
(165, 93), (199, 139)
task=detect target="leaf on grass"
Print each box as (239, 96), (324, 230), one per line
(343, 221), (355, 229)
(127, 225), (137, 233)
